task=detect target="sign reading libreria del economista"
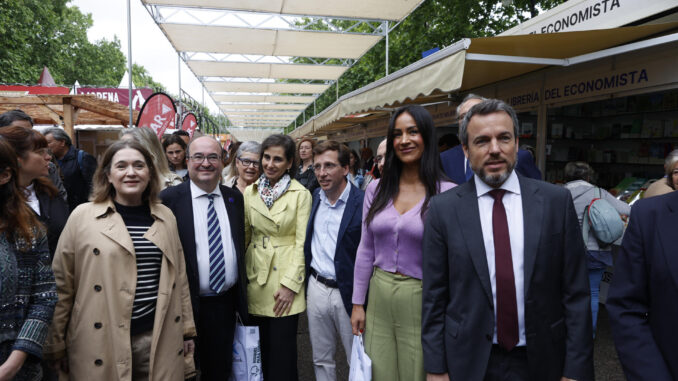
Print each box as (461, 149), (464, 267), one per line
(501, 52), (678, 109)
(506, 68), (649, 108)
(500, 0), (678, 36)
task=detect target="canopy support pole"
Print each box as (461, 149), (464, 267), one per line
(126, 0), (133, 127)
(385, 21), (389, 76)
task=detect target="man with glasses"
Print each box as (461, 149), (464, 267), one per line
(440, 94), (542, 184)
(160, 136), (248, 380)
(304, 141), (364, 381)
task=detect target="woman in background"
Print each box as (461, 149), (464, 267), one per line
(162, 134), (189, 180)
(0, 127), (69, 258)
(223, 141), (261, 194)
(243, 134), (311, 381)
(295, 138), (318, 193)
(347, 149), (364, 188)
(564, 161), (631, 334)
(351, 105), (454, 381)
(0, 137), (57, 381)
(122, 128), (183, 188)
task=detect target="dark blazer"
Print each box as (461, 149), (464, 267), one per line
(422, 175), (593, 381)
(160, 181), (248, 323)
(606, 191), (678, 381)
(440, 145), (542, 184)
(36, 188), (70, 259)
(304, 183), (363, 317)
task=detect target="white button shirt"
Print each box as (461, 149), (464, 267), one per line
(310, 183), (351, 279)
(190, 181), (238, 295)
(475, 170), (526, 347)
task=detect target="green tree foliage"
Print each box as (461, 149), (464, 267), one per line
(287, 0), (566, 132)
(132, 63), (166, 92)
(0, 0), (125, 86)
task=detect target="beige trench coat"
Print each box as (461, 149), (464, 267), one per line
(244, 179), (311, 317)
(45, 200), (196, 381)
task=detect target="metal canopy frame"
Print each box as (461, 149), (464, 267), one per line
(142, 0), (423, 131)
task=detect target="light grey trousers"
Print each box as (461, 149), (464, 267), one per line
(307, 275), (354, 381)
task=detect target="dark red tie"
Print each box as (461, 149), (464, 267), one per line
(489, 189), (519, 351)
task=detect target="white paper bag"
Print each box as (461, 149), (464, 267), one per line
(348, 334), (372, 381)
(229, 316), (263, 381)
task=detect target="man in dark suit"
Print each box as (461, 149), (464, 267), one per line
(606, 191), (678, 381)
(160, 136), (247, 380)
(304, 140), (363, 381)
(440, 94), (542, 184)
(422, 99), (593, 381)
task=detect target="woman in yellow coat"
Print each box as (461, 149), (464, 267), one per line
(243, 134), (311, 381)
(45, 140), (196, 381)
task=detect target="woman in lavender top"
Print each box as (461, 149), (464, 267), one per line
(351, 105), (455, 381)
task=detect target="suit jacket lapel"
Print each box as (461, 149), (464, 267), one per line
(220, 185), (242, 257)
(458, 179), (494, 305)
(658, 193), (678, 289)
(307, 190), (321, 240)
(520, 176), (543, 297)
(178, 183), (197, 271)
(336, 184), (359, 247)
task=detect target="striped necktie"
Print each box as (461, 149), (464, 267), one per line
(206, 194), (226, 293)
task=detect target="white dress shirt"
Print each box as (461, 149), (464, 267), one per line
(310, 182), (351, 279)
(475, 170), (526, 347)
(25, 183), (40, 215)
(190, 181), (238, 295)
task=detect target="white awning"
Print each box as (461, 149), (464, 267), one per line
(142, 0), (423, 131)
(219, 103), (307, 110)
(161, 24), (381, 59)
(143, 0), (423, 21)
(188, 61), (348, 81)
(212, 95), (316, 103)
(290, 22), (678, 137)
(205, 82), (329, 94)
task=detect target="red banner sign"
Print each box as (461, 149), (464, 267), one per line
(0, 85), (70, 95)
(136, 93), (176, 139)
(76, 87), (153, 110)
(181, 112), (198, 138)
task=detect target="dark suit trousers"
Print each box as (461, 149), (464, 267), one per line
(484, 346), (529, 381)
(249, 314), (299, 381)
(196, 287), (236, 381)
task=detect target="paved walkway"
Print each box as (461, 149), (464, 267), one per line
(296, 305), (626, 381)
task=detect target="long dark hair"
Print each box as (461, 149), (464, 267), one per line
(365, 105), (447, 226)
(260, 134), (298, 178)
(0, 137), (42, 248)
(0, 126), (58, 197)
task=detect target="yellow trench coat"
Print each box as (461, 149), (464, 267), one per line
(244, 179), (311, 317)
(45, 200), (196, 381)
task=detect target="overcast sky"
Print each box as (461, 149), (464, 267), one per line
(71, 0), (220, 114)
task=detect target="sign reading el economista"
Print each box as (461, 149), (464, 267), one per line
(500, 0), (678, 36)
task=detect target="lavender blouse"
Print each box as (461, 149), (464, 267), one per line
(352, 179), (456, 305)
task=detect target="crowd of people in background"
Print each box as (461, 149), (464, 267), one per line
(0, 95), (676, 381)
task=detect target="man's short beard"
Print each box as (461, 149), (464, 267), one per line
(476, 160), (516, 188)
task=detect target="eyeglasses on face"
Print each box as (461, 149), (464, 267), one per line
(238, 158), (260, 168)
(189, 153), (221, 164)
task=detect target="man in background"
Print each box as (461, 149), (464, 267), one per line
(44, 127), (96, 211)
(440, 94), (542, 184)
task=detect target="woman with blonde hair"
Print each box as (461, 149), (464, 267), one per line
(45, 140), (196, 380)
(0, 137), (57, 381)
(121, 128), (183, 188)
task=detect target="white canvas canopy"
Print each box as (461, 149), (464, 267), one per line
(142, 0), (424, 129)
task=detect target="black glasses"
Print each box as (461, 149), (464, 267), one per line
(238, 158), (260, 168)
(189, 154), (221, 164)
